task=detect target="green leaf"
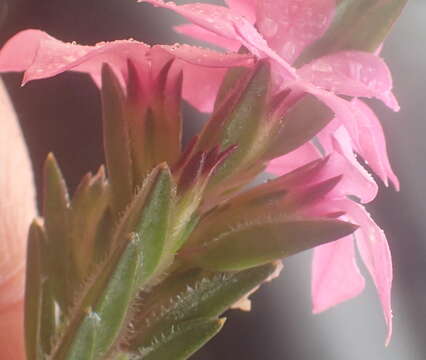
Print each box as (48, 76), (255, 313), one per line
(295, 0), (408, 66)
(40, 282), (55, 355)
(92, 236), (142, 357)
(65, 312), (100, 360)
(101, 64), (133, 216)
(70, 166), (109, 281)
(263, 95), (333, 160)
(186, 219), (358, 271)
(214, 66), (250, 111)
(113, 163), (175, 283)
(130, 263), (278, 349)
(25, 220), (45, 360)
(43, 153), (73, 310)
(136, 318), (225, 360)
(195, 61), (271, 182)
(115, 353), (131, 360)
(25, 219), (57, 357)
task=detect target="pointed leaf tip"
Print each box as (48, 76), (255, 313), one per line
(187, 218), (358, 271)
(101, 63), (133, 216)
(138, 318), (224, 360)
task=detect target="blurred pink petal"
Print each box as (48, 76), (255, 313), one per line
(177, 64), (227, 113)
(338, 199), (393, 345)
(321, 126), (379, 203)
(174, 24), (240, 51)
(312, 237), (365, 313)
(257, 0), (335, 63)
(266, 142), (320, 175)
(0, 29), (52, 72)
(224, 0), (256, 23)
(139, 0), (297, 79)
(303, 85), (360, 140)
(139, 0), (260, 54)
(349, 99), (400, 189)
(299, 51), (400, 111)
(0, 79), (36, 359)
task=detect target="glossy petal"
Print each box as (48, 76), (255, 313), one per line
(0, 29), (150, 86)
(174, 24), (240, 51)
(312, 237), (365, 313)
(299, 51), (400, 111)
(349, 99), (400, 189)
(159, 43), (252, 68)
(0, 30), (253, 113)
(0, 80), (36, 359)
(338, 199), (393, 345)
(139, 0), (297, 79)
(257, 0), (335, 63)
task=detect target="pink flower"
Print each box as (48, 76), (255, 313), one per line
(141, 0), (399, 187)
(0, 79), (37, 359)
(0, 29), (254, 113)
(139, 0), (398, 342)
(0, 1), (399, 343)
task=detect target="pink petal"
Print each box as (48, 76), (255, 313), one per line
(174, 24), (241, 51)
(299, 51), (400, 111)
(0, 303), (25, 360)
(140, 1), (257, 52)
(158, 43), (253, 68)
(153, 44), (253, 112)
(338, 199), (393, 345)
(319, 126), (378, 203)
(0, 80), (36, 359)
(224, 0), (257, 24)
(139, 0), (297, 79)
(0, 30), (253, 113)
(349, 99), (400, 190)
(0, 30), (151, 86)
(266, 142), (321, 175)
(312, 237), (365, 313)
(257, 0), (335, 63)
(179, 63), (227, 113)
(303, 85), (360, 144)
(0, 29), (52, 72)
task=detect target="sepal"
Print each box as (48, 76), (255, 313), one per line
(135, 318), (224, 360)
(25, 219), (48, 360)
(129, 263), (278, 350)
(43, 153), (74, 311)
(263, 95), (333, 160)
(191, 61), (271, 186)
(183, 218), (357, 271)
(70, 166), (110, 281)
(101, 64), (133, 216)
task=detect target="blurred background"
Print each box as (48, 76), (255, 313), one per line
(1, 0), (425, 359)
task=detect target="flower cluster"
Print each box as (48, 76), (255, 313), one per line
(0, 0), (405, 357)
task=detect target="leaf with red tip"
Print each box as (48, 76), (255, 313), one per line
(263, 94), (333, 160)
(186, 218), (357, 271)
